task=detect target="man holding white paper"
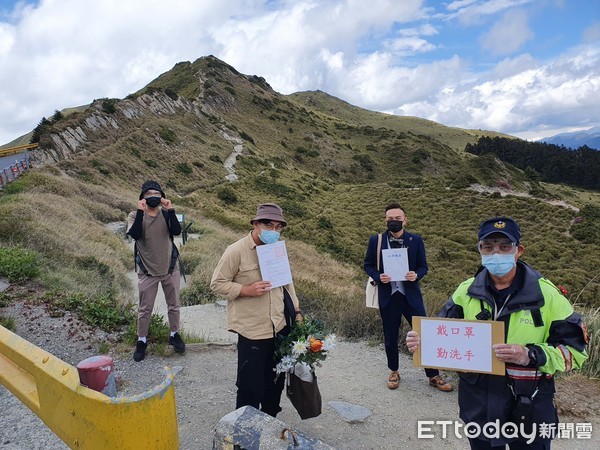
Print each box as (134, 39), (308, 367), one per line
(364, 202), (452, 392)
(406, 216), (588, 449)
(210, 203), (301, 417)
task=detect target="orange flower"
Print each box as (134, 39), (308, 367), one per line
(309, 339), (323, 352)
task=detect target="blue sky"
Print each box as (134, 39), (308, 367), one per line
(0, 0), (599, 145)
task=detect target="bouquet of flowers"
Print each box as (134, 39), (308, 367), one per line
(275, 316), (336, 376)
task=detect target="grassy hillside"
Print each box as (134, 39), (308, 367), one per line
(1, 56), (599, 350)
(287, 90), (514, 152)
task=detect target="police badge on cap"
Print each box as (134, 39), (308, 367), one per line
(478, 217), (521, 243)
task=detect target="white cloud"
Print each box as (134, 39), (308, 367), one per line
(447, 0), (534, 25)
(399, 43), (600, 137)
(383, 36), (436, 55)
(479, 9), (534, 56)
(214, 0), (425, 94)
(0, 0), (598, 146)
(0, 22), (14, 55)
(336, 53), (466, 109)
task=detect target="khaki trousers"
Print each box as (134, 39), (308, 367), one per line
(137, 270), (180, 337)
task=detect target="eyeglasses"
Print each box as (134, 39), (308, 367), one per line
(478, 239), (517, 255)
(143, 190), (162, 198)
(259, 222), (285, 232)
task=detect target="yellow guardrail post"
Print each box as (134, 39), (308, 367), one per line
(0, 326), (179, 449)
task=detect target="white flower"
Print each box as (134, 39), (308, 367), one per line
(322, 334), (336, 351)
(291, 340), (309, 356)
(275, 355), (297, 374)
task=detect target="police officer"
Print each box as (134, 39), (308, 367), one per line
(407, 216), (588, 449)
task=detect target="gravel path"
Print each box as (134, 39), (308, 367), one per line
(2, 298), (599, 449)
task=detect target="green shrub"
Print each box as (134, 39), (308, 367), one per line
(571, 205), (600, 244)
(51, 291), (86, 312)
(81, 294), (133, 331)
(305, 149), (320, 157)
(0, 315), (15, 331)
(159, 127), (177, 144)
(164, 89), (178, 100)
(279, 200), (307, 218)
(217, 186), (238, 204)
(44, 290), (133, 332)
(581, 307), (600, 379)
(317, 217), (333, 230)
(352, 154), (374, 171)
(98, 342), (111, 354)
(101, 98), (117, 114)
(0, 247), (40, 282)
(176, 163), (193, 174)
(253, 176), (298, 199)
(124, 313), (170, 345)
(90, 159), (110, 176)
(240, 131), (255, 144)
(180, 281), (218, 306)
(0, 292), (8, 308)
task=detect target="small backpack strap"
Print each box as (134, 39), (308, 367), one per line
(376, 234), (383, 272)
(134, 241), (149, 275)
(476, 299), (491, 321)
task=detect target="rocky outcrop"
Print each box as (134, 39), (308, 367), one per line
(85, 114), (119, 131)
(31, 92), (208, 165)
(31, 126), (89, 165)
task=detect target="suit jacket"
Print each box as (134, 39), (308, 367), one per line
(363, 231), (428, 309)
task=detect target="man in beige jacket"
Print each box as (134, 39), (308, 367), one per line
(210, 203), (301, 417)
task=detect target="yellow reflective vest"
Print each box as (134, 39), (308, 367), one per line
(442, 262), (588, 375)
(438, 261), (588, 445)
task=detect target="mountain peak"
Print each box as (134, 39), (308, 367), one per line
(537, 127), (600, 150)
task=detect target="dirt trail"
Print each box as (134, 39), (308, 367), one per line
(2, 296), (600, 449)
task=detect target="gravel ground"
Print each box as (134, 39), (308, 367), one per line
(2, 295), (600, 449)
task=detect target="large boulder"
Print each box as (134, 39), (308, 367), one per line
(214, 406), (335, 449)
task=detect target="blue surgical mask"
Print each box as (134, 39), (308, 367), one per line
(259, 230), (280, 244)
(481, 253), (516, 277)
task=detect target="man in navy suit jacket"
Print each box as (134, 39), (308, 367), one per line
(364, 203), (453, 392)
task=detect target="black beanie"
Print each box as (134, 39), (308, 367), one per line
(139, 180), (165, 199)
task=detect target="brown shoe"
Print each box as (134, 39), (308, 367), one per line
(387, 371), (400, 390)
(429, 375), (453, 392)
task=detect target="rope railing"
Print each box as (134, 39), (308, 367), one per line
(0, 154), (31, 190)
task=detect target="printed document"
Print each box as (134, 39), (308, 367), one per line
(382, 248), (409, 281)
(256, 240), (293, 288)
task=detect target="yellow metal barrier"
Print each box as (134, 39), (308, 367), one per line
(0, 143), (38, 157)
(0, 326), (179, 449)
